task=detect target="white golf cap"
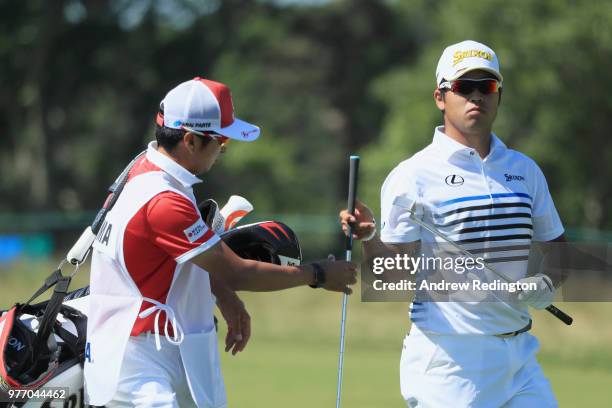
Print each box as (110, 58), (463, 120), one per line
(435, 40), (503, 85)
(156, 77), (260, 142)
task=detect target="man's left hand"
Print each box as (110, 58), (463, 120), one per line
(517, 273), (555, 309)
(216, 288), (251, 355)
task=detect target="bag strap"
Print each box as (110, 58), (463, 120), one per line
(53, 324), (79, 359)
(34, 276), (71, 353)
(20, 269), (63, 309)
(91, 150), (146, 235)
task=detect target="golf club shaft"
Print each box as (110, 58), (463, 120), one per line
(336, 155), (359, 408)
(405, 210), (572, 325)
(91, 150), (146, 234)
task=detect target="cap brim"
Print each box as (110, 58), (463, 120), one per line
(447, 67), (503, 82)
(214, 118), (260, 142)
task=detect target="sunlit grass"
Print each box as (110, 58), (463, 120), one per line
(1, 261), (610, 406)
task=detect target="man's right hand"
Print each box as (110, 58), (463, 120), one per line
(339, 199), (376, 241)
(310, 260), (358, 294)
(195, 238), (358, 293)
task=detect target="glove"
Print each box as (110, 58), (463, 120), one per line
(517, 273), (555, 309)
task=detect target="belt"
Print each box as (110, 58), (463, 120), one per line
(495, 320), (532, 338)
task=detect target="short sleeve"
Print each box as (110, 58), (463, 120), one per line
(146, 192), (220, 263)
(380, 165), (421, 243)
(530, 162), (564, 241)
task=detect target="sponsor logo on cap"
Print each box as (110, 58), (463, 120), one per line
(184, 219), (208, 243)
(175, 120), (212, 128)
(241, 129), (258, 138)
(453, 50), (493, 66)
(184, 121), (211, 128)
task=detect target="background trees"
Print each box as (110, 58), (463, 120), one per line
(1, 0), (610, 254)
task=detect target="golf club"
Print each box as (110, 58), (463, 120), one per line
(393, 196), (573, 326)
(336, 155), (359, 408)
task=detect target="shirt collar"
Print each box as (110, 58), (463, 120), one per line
(432, 126), (506, 161)
(146, 141), (202, 188)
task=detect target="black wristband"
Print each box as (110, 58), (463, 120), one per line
(308, 262), (326, 288)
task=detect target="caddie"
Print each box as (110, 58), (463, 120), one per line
(339, 41), (566, 407)
(85, 77), (357, 408)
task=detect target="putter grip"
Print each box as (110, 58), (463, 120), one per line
(347, 156), (360, 214)
(346, 156), (360, 252)
(545, 304), (573, 325)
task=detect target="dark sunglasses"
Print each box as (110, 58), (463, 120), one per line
(439, 78), (501, 95)
(183, 126), (230, 151)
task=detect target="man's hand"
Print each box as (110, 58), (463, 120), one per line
(339, 199), (376, 241)
(312, 260), (358, 294)
(517, 273), (555, 309)
(195, 240), (357, 293)
(215, 288), (251, 355)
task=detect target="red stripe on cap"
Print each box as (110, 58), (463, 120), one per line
(195, 77), (235, 128)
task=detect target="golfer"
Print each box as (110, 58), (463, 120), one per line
(85, 77), (357, 408)
(340, 41), (565, 407)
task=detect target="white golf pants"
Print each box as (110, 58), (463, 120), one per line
(399, 325), (557, 408)
(106, 333), (196, 408)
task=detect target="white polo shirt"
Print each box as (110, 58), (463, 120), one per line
(380, 126), (564, 335)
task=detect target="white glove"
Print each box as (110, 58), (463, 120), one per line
(517, 273), (555, 309)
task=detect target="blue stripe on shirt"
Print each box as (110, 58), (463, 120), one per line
(437, 193), (532, 208)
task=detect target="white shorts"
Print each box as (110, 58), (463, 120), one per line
(399, 325), (557, 408)
(106, 334), (196, 408)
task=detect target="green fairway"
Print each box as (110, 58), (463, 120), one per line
(219, 291), (612, 407)
(221, 338), (612, 408)
(221, 336), (404, 407)
(1, 262), (611, 406)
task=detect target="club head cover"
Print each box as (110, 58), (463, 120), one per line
(221, 221), (302, 266)
(198, 199), (226, 234)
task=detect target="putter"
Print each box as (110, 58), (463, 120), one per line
(393, 196), (573, 325)
(336, 155), (359, 408)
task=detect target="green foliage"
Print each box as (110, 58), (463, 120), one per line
(0, 0), (610, 236)
(359, 0), (612, 228)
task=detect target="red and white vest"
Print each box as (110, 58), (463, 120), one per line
(84, 142), (226, 407)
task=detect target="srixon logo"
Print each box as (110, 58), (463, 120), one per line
(8, 336), (26, 352)
(504, 173), (525, 182)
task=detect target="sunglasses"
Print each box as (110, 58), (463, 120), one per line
(439, 78), (501, 95)
(183, 127), (230, 152)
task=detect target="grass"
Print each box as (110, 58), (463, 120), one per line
(1, 260), (611, 406)
(219, 291), (612, 407)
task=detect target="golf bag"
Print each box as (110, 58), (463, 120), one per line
(0, 269), (87, 407)
(0, 221), (302, 407)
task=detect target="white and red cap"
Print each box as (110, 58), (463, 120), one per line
(436, 40), (503, 85)
(156, 77), (260, 142)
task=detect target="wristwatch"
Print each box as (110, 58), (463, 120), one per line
(308, 262), (326, 288)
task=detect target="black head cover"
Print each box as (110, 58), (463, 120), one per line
(221, 221), (302, 266)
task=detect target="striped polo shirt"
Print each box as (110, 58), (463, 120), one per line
(380, 126), (564, 334)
